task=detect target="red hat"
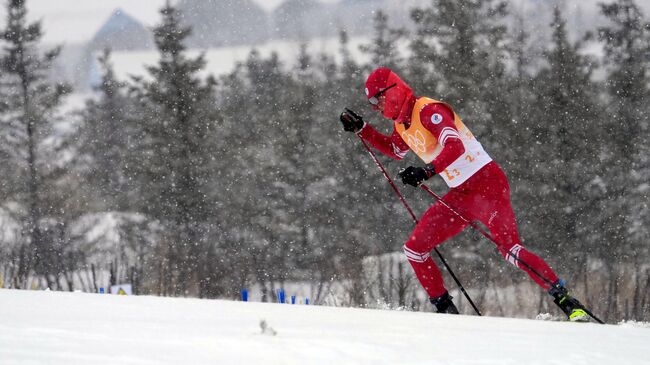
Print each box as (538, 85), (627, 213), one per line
(365, 67), (392, 99)
(365, 67), (414, 122)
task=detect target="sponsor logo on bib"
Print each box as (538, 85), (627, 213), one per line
(431, 113), (443, 124)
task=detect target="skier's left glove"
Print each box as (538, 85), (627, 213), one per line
(339, 108), (365, 133)
(398, 165), (436, 187)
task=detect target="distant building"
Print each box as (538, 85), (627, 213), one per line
(89, 9), (153, 52)
(74, 9), (153, 91)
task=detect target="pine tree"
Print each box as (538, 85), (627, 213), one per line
(407, 4), (441, 95)
(130, 2), (219, 296)
(598, 0), (649, 162)
(295, 33), (378, 304)
(409, 0), (509, 107)
(283, 45), (316, 269)
(360, 10), (406, 71)
(500, 10), (542, 181)
(527, 8), (602, 273)
(0, 0), (70, 288)
(507, 13), (537, 142)
(230, 50), (296, 301)
(596, 0), (650, 320)
(76, 49), (134, 211)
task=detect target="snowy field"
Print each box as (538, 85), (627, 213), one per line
(0, 289), (649, 365)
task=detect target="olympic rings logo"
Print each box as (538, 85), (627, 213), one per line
(402, 130), (427, 153)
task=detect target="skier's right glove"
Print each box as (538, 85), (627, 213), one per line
(398, 165), (436, 187)
(339, 108), (365, 133)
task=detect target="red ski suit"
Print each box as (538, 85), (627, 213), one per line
(359, 68), (558, 298)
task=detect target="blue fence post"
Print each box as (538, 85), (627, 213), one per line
(241, 289), (248, 302)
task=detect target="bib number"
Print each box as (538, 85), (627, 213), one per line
(444, 153), (478, 180)
(443, 168), (461, 180)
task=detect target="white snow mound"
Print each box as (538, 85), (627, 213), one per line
(0, 289), (648, 365)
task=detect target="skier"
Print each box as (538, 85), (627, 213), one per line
(340, 67), (589, 321)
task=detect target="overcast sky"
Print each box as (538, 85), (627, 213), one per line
(11, 0), (338, 45)
(10, 0), (650, 46)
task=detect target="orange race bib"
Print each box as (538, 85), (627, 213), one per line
(396, 98), (492, 187)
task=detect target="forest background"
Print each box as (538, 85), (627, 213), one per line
(0, 0), (647, 323)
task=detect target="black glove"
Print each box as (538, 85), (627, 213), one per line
(339, 108), (365, 133)
(398, 165), (436, 187)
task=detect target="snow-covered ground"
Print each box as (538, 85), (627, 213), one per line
(1, 289), (649, 365)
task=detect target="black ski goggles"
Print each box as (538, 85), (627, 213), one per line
(368, 83), (397, 105)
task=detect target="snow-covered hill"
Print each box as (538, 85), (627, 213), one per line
(0, 289), (648, 364)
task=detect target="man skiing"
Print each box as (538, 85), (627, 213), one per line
(340, 67), (589, 321)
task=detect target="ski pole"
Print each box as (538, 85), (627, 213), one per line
(419, 184), (605, 324)
(358, 136), (482, 316)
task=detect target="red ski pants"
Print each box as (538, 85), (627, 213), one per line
(403, 162), (559, 298)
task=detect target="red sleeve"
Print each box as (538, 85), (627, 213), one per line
(419, 103), (465, 173)
(357, 123), (410, 160)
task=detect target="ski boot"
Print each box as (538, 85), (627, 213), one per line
(548, 280), (589, 322)
(430, 291), (459, 314)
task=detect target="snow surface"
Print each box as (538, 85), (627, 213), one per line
(1, 289), (649, 365)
